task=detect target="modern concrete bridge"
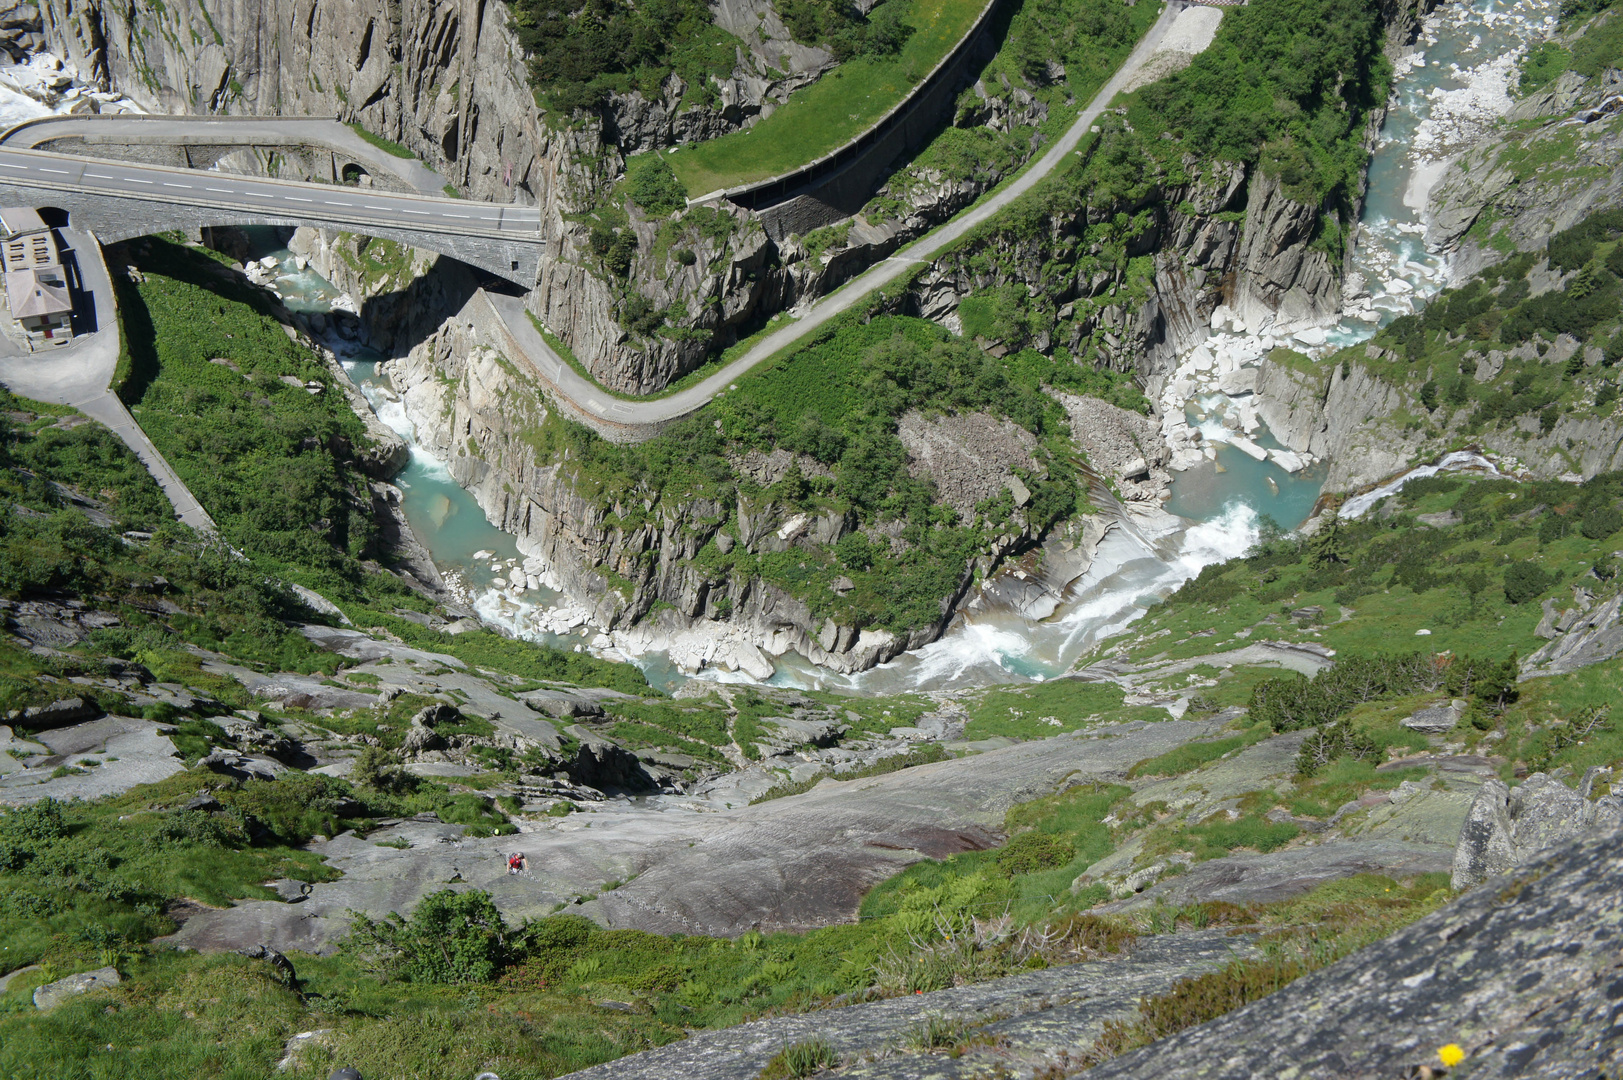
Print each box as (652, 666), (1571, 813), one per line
(0, 139), (544, 285)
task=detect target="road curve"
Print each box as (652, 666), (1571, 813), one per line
(499, 0), (1190, 438)
(0, 113), (450, 194)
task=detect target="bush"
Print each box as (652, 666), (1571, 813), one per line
(1295, 721), (1377, 776)
(994, 831), (1075, 876)
(626, 153), (687, 217)
(343, 889), (515, 984)
(758, 1039), (837, 1079)
(1580, 503), (1622, 540)
(0, 799), (68, 870)
(510, 0), (742, 113)
(1504, 561), (1556, 604)
(1248, 654), (1442, 732)
(1126, 0), (1389, 211)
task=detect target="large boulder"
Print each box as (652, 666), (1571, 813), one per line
(9, 696), (101, 731)
(1401, 699), (1465, 734)
(566, 729), (656, 794)
(1451, 768), (1623, 889)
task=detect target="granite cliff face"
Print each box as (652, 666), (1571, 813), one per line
(1255, 333), (1623, 493)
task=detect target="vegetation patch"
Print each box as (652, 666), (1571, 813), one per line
(525, 315), (1087, 640)
(964, 678), (1162, 740)
(661, 0), (987, 195)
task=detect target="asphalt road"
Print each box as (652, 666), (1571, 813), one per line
(487, 0), (1188, 435)
(0, 226), (216, 530)
(0, 0), (1185, 452)
(0, 114), (451, 194)
(0, 144), (540, 241)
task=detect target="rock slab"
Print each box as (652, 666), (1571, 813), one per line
(1087, 823), (1623, 1079)
(33, 966), (120, 1009)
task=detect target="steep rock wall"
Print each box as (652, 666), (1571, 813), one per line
(1426, 51), (1623, 282)
(1255, 342), (1623, 492)
(381, 304), (1065, 674)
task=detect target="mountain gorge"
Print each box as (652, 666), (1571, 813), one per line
(3, 0), (1623, 1075)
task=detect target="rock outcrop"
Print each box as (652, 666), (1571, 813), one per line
(1255, 343), (1623, 491)
(1051, 392), (1171, 504)
(1426, 53), (1623, 282)
(1523, 590), (1623, 677)
(1450, 768), (1623, 889)
(896, 410), (1039, 523)
(32, 966), (120, 1010)
(1084, 821), (1623, 1080)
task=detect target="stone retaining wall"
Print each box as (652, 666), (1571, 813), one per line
(728, 0), (1005, 239)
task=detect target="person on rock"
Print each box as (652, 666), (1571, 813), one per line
(507, 852), (526, 875)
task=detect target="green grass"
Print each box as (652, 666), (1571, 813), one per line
(1108, 466), (1623, 678)
(1127, 724), (1273, 779)
(963, 678), (1165, 740)
(1084, 872), (1454, 1065)
(346, 122), (417, 159)
(0, 387), (173, 531)
(0, 949), (680, 1080)
(663, 0), (989, 196)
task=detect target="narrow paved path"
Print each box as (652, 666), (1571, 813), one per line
(493, 1), (1191, 440)
(0, 114), (449, 194)
(0, 227), (216, 531)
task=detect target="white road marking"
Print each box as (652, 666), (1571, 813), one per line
(205, 187), (234, 193)
(39, 167), (69, 175)
(125, 177), (154, 184)
(444, 213), (472, 219)
(364, 205), (391, 210)
(400, 208), (430, 216)
(323, 200), (353, 206)
(85, 173), (114, 179)
(0, 162), (26, 170)
(245, 191), (275, 198)
(284, 196), (313, 202)
(162, 182), (192, 188)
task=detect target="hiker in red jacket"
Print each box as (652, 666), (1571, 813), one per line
(507, 852), (526, 875)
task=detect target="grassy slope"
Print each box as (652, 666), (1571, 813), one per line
(108, 235), (647, 694)
(1103, 470), (1623, 782)
(663, 0), (988, 195)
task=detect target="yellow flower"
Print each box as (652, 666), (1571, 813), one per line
(1438, 1044), (1466, 1068)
